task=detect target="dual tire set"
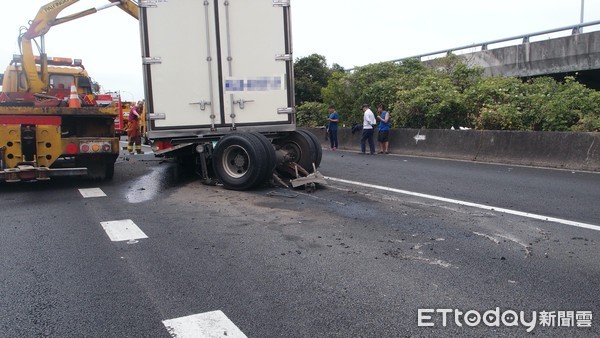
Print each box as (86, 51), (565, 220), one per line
(212, 130), (322, 190)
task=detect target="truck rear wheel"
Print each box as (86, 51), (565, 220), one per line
(212, 133), (271, 190)
(276, 130), (319, 172)
(296, 129), (322, 169)
(248, 132), (277, 186)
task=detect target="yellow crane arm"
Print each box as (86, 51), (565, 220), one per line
(109, 0), (139, 20)
(21, 0), (80, 93)
(24, 0), (139, 40)
(24, 0), (81, 40)
(20, 0), (139, 93)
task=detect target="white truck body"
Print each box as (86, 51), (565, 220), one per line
(137, 0), (323, 191)
(140, 0), (295, 139)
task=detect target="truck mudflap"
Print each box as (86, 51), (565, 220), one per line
(0, 165), (87, 182)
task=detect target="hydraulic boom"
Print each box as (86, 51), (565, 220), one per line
(20, 0), (139, 93)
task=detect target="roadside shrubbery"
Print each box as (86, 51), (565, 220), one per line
(295, 101), (328, 127)
(294, 54), (600, 132)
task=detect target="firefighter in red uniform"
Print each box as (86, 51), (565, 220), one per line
(127, 101), (144, 154)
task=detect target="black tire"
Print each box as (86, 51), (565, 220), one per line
(212, 133), (270, 190)
(276, 130), (317, 172)
(247, 132), (277, 186)
(296, 129), (322, 170)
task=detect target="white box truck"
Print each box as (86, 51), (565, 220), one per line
(139, 0), (323, 190)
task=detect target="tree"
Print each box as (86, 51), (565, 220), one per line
(295, 102), (328, 127)
(294, 54), (331, 104)
(299, 54), (600, 132)
(323, 62), (409, 125)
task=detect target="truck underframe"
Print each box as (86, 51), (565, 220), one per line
(152, 129), (326, 191)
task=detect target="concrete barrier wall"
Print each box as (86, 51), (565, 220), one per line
(303, 128), (600, 172)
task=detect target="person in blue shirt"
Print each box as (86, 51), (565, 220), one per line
(327, 104), (340, 150)
(376, 104), (391, 154)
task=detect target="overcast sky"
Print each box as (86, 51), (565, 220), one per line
(1, 0), (599, 101)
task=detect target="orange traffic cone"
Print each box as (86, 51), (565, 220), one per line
(68, 82), (81, 108)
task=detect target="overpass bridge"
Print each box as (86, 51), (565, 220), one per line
(368, 21), (600, 88)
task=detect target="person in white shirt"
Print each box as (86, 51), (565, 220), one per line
(360, 104), (376, 154)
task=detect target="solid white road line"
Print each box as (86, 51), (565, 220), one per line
(100, 219), (148, 242)
(326, 176), (600, 233)
(163, 311), (247, 338)
(78, 188), (107, 198)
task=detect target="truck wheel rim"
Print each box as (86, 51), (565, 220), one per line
(222, 145), (250, 178)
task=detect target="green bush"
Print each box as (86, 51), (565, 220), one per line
(312, 55), (600, 132)
(296, 102), (328, 127)
(476, 105), (524, 130)
(572, 114), (600, 132)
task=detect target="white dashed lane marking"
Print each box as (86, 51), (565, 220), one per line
(100, 219), (148, 242)
(163, 311), (247, 338)
(80, 182), (242, 337)
(90, 192), (227, 336)
(327, 176), (600, 233)
(78, 188), (107, 198)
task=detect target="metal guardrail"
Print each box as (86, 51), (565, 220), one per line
(347, 20), (600, 71)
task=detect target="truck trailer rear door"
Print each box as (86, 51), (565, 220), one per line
(141, 0), (294, 136)
(218, 0), (291, 127)
(142, 0), (221, 130)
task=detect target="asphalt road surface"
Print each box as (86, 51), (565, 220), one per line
(1, 147), (598, 337)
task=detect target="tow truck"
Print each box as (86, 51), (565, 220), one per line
(0, 0), (138, 181)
